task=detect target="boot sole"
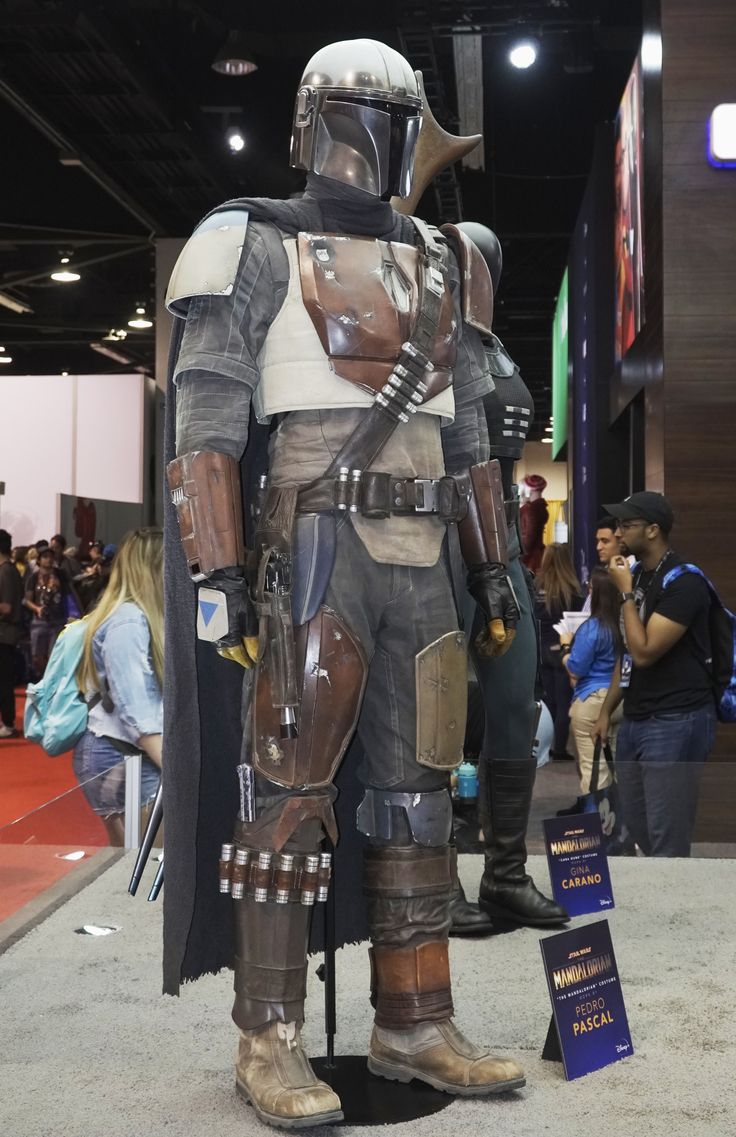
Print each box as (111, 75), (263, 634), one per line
(236, 1079), (344, 1128)
(367, 1056), (525, 1096)
(478, 899), (568, 929)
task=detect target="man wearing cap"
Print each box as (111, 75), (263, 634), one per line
(592, 492), (716, 857)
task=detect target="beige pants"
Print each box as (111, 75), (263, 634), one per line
(570, 690), (623, 794)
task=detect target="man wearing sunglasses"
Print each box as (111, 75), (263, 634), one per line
(591, 492), (715, 857)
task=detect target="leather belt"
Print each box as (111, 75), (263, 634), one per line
(297, 471), (471, 522)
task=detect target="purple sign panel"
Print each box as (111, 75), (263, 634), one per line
(540, 919), (632, 1081)
(543, 811), (615, 918)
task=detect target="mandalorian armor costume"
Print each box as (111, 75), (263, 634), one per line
(452, 222), (568, 933)
(164, 40), (524, 1130)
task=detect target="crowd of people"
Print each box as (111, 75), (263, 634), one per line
(0, 526), (162, 848)
(0, 532), (118, 700)
(530, 493), (717, 859)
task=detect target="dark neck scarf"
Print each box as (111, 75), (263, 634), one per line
(303, 173), (398, 238)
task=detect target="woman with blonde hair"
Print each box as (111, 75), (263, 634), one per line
(535, 543), (585, 760)
(73, 527), (163, 845)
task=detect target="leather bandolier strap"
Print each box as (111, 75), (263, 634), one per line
(364, 845), (457, 1029)
(298, 218), (452, 503)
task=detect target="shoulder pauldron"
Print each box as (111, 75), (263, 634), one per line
(440, 223), (493, 337)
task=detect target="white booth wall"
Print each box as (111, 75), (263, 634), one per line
(0, 373), (144, 545)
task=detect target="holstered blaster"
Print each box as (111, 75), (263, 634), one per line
(253, 486), (300, 740)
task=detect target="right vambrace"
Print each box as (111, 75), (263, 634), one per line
(167, 449), (245, 580)
(456, 459), (508, 569)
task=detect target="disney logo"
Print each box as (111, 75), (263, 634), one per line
(615, 1040), (630, 1054)
(598, 897), (613, 907)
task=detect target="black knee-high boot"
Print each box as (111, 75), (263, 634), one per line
(478, 758), (568, 927)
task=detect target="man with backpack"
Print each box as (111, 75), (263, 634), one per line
(592, 492), (716, 856)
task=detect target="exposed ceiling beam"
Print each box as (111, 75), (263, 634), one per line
(0, 77), (166, 234)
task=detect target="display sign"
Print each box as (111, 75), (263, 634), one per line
(540, 919), (633, 1080)
(708, 104), (736, 168)
(614, 54), (645, 361)
(551, 267), (569, 459)
(543, 812), (614, 918)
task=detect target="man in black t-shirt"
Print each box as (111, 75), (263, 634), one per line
(592, 492), (715, 856)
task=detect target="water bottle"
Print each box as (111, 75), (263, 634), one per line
(456, 761), (479, 800)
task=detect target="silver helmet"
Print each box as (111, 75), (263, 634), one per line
(290, 39), (422, 199)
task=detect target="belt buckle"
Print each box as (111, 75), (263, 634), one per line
(414, 478), (439, 513)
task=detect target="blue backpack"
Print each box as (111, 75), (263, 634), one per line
(662, 564), (736, 723)
(24, 619), (99, 755)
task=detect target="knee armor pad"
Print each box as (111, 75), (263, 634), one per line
(356, 787), (453, 847)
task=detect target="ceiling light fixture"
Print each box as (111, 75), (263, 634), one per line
(0, 291), (33, 315)
(212, 30), (258, 76)
(227, 129), (246, 153)
(508, 38), (539, 70)
(127, 304), (153, 330)
(50, 253), (81, 283)
(541, 436), (553, 444)
(90, 342), (134, 366)
(103, 328), (128, 342)
(0, 346), (13, 364)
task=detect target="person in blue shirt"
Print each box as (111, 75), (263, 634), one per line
(74, 528), (163, 846)
(559, 567), (623, 801)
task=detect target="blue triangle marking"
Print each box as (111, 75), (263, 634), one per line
(199, 600), (219, 627)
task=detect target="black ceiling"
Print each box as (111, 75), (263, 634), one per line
(0, 0), (642, 436)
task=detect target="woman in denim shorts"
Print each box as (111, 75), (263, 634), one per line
(74, 529), (163, 846)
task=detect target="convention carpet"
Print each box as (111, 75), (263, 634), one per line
(0, 853), (733, 1137)
(0, 690), (107, 921)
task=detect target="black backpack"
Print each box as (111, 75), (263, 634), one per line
(661, 564), (736, 723)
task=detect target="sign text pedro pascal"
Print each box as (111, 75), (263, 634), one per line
(541, 920), (632, 1080)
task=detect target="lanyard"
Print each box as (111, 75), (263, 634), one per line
(633, 550), (672, 622)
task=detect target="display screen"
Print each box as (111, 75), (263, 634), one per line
(551, 268), (569, 459)
(614, 55), (645, 362)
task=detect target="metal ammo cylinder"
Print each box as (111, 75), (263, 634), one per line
(218, 843), (235, 894)
(230, 848), (249, 900)
(317, 851), (332, 902)
(274, 853), (295, 904)
(299, 854), (320, 906)
(254, 851), (273, 903)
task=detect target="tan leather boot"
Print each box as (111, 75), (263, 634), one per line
(368, 1018), (525, 1095)
(236, 1021), (343, 1129)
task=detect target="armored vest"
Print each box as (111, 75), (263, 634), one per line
(253, 234), (457, 424)
(483, 336), (534, 461)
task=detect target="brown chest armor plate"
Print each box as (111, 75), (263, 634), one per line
(297, 232), (457, 403)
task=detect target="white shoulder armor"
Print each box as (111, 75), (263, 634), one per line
(166, 209), (250, 317)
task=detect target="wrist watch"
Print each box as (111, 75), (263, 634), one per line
(620, 591), (635, 603)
